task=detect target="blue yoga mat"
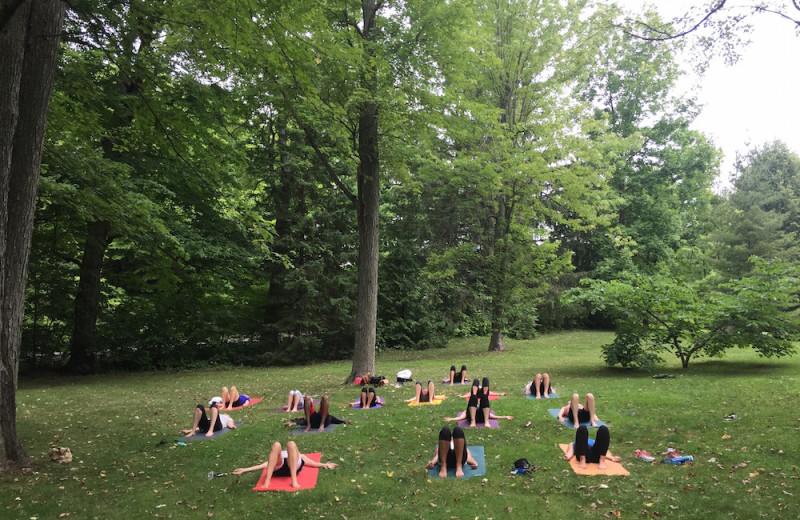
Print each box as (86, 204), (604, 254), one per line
(428, 446), (486, 479)
(547, 408), (608, 428)
(524, 389), (558, 399)
(177, 421), (243, 441)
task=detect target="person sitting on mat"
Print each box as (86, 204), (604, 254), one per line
(405, 380), (439, 405)
(232, 440), (338, 489)
(457, 376), (506, 398)
(562, 425), (620, 469)
(285, 389), (306, 413)
(181, 398), (237, 437)
(445, 379), (514, 427)
(220, 386), (250, 410)
(442, 364), (469, 384)
(283, 395), (348, 432)
(556, 392), (600, 428)
(426, 426), (479, 478)
(524, 373), (555, 398)
(354, 386), (380, 408)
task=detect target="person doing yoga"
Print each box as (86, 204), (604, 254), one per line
(405, 380), (438, 405)
(284, 395), (348, 432)
(220, 386), (250, 410)
(443, 364), (469, 384)
(354, 386), (380, 408)
(562, 425), (620, 470)
(232, 440), (338, 489)
(445, 378), (514, 427)
(457, 376), (506, 398)
(524, 372), (555, 398)
(556, 392), (600, 428)
(426, 426), (479, 478)
(181, 399), (236, 437)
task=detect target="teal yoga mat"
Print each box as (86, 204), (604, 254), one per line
(524, 389), (558, 399)
(428, 446), (486, 479)
(547, 408), (608, 428)
(291, 422), (341, 435)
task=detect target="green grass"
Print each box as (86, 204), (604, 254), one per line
(2, 331), (799, 519)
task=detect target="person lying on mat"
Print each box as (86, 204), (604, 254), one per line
(181, 399), (236, 437)
(354, 386), (380, 408)
(404, 380), (439, 405)
(232, 440), (338, 489)
(457, 377), (507, 398)
(220, 386), (250, 410)
(426, 426), (479, 478)
(444, 379), (514, 427)
(556, 392), (600, 428)
(442, 364), (470, 384)
(360, 372), (389, 386)
(562, 425), (620, 469)
(283, 395), (348, 432)
(524, 372), (555, 398)
(285, 389), (306, 413)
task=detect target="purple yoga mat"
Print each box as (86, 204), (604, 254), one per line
(457, 410), (500, 428)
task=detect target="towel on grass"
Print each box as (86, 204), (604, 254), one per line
(558, 444), (629, 476)
(547, 408), (608, 428)
(428, 446), (485, 479)
(253, 453), (322, 491)
(177, 422), (243, 441)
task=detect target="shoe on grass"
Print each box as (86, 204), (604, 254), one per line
(635, 450), (655, 462)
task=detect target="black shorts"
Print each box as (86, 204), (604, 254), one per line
(273, 457), (305, 477)
(566, 407), (590, 424)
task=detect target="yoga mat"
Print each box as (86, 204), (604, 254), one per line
(548, 408), (608, 428)
(457, 410), (499, 429)
(428, 446), (486, 479)
(558, 444), (629, 476)
(525, 391), (558, 399)
(441, 379), (470, 385)
(207, 397), (263, 411)
(463, 394), (499, 401)
(408, 398), (445, 407)
(177, 422), (243, 441)
(253, 452), (322, 491)
(268, 399), (320, 413)
(290, 422), (341, 435)
(353, 397), (384, 409)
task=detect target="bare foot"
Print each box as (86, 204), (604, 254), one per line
(303, 425), (311, 433)
(438, 468), (448, 478)
(598, 460), (607, 470)
(181, 429), (193, 434)
(455, 467), (465, 478)
(579, 459), (587, 469)
(317, 425), (325, 432)
(291, 479), (301, 488)
(262, 479), (270, 488)
(205, 430), (214, 437)
(469, 421), (477, 428)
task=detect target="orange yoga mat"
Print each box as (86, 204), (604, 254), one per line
(253, 452), (322, 491)
(558, 444), (629, 476)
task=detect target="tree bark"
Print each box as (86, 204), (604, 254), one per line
(347, 0), (380, 382)
(66, 220), (111, 374)
(488, 197), (508, 352)
(0, 0), (66, 468)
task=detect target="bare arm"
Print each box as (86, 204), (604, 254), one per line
(232, 462), (268, 475)
(556, 405), (568, 421)
(300, 454), (338, 469)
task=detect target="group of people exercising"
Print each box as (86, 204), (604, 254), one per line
(180, 364), (619, 487)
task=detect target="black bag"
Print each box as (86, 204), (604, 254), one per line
(513, 458), (531, 470)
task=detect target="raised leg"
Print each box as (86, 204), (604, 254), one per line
(460, 365), (467, 383)
(286, 440), (301, 488)
(452, 426), (466, 478)
(594, 425), (612, 469)
(261, 441), (283, 489)
(543, 373), (551, 396)
(226, 386), (240, 409)
(571, 393), (580, 429)
(414, 382), (423, 404)
(449, 365), (456, 384)
(317, 395), (330, 432)
(303, 395), (313, 432)
(534, 373), (543, 398)
(437, 427), (451, 478)
(584, 392), (598, 426)
(427, 380), (435, 402)
(205, 406), (219, 437)
(367, 388), (376, 407)
(574, 425), (589, 468)
(183, 405), (205, 437)
(481, 406), (490, 426)
(468, 406), (477, 428)
(222, 387), (231, 407)
(360, 387), (368, 408)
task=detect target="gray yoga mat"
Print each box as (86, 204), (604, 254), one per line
(547, 408), (608, 428)
(290, 422), (341, 435)
(177, 422), (243, 441)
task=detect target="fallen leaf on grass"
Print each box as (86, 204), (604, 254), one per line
(721, 434), (731, 440)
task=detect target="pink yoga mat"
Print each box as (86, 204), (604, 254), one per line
(253, 453), (322, 491)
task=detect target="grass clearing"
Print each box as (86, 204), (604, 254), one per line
(2, 331), (799, 519)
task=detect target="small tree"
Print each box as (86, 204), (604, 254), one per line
(564, 258), (800, 368)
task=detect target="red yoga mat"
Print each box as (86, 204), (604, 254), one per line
(253, 453), (322, 491)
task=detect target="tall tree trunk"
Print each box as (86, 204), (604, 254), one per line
(66, 220), (111, 374)
(488, 197), (508, 352)
(0, 0), (65, 468)
(347, 0), (380, 382)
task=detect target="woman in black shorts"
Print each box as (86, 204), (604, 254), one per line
(556, 392), (600, 428)
(232, 440), (338, 489)
(426, 426), (479, 478)
(562, 425), (620, 469)
(446, 378), (514, 427)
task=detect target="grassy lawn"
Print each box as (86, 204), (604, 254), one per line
(2, 331), (798, 519)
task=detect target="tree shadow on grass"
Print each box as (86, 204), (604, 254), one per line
(563, 358), (794, 380)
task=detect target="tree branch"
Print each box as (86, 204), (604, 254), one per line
(619, 0), (727, 41)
